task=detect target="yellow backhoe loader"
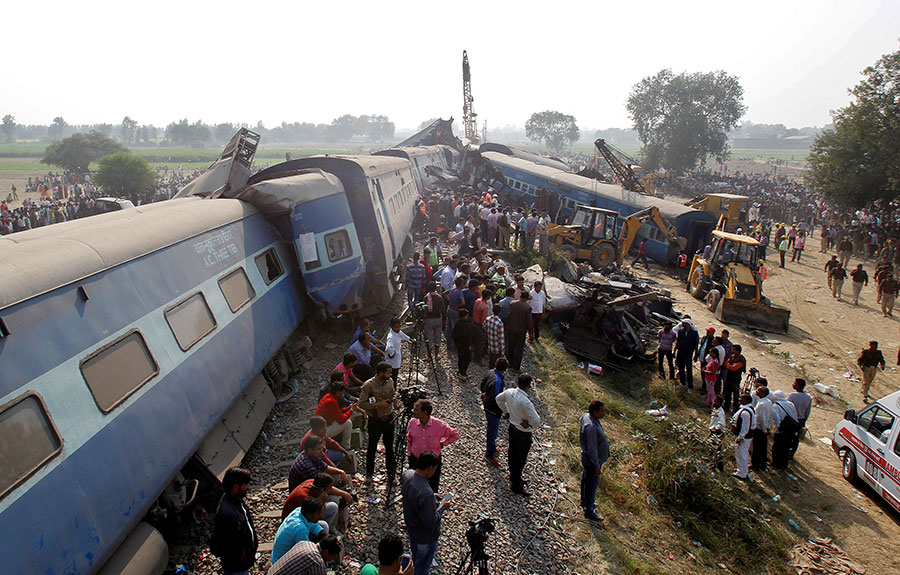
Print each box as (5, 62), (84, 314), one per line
(686, 223), (790, 333)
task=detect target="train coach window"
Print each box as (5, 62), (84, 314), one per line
(218, 268), (256, 312)
(0, 393), (61, 499)
(80, 330), (159, 413)
(165, 292), (217, 351)
(325, 230), (352, 262)
(255, 249), (284, 285)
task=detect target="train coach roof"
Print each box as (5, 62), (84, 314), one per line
(479, 143), (573, 172)
(236, 169), (345, 215)
(374, 145), (449, 159)
(483, 152), (708, 222)
(0, 197), (256, 310)
(250, 154), (411, 183)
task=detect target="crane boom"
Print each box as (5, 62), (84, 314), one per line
(462, 50), (478, 141)
(594, 138), (646, 194)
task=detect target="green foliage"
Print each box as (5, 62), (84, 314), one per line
(525, 110), (580, 152)
(94, 152), (158, 196)
(165, 119), (212, 146)
(626, 69), (746, 173)
(807, 45), (900, 208)
(42, 131), (126, 172)
(643, 420), (792, 573)
(1, 115), (16, 143)
(120, 116), (138, 145)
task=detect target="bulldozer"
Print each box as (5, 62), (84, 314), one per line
(686, 227), (790, 333)
(547, 205), (620, 268)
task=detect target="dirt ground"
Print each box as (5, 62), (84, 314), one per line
(649, 242), (899, 574)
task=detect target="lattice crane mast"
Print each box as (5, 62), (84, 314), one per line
(594, 138), (647, 194)
(462, 50), (478, 141)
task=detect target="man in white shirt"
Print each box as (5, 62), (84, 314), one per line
(440, 261), (457, 293)
(385, 317), (414, 383)
(787, 378), (812, 458)
(731, 393), (756, 480)
(496, 374), (541, 496)
(751, 387), (772, 472)
(529, 281), (549, 342)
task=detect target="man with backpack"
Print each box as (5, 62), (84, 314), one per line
(731, 394), (756, 480)
(771, 390), (800, 469)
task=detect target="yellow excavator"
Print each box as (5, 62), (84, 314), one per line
(615, 206), (686, 266)
(548, 205), (686, 268)
(687, 216), (790, 333)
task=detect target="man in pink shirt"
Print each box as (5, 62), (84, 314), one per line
(406, 399), (460, 492)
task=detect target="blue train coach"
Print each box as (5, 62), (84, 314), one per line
(0, 197), (308, 574)
(483, 151), (716, 263)
(248, 154), (420, 316)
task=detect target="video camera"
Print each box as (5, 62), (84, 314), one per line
(397, 384), (428, 410)
(465, 516), (495, 555)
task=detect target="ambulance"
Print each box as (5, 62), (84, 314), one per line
(832, 390), (900, 512)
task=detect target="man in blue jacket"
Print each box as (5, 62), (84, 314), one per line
(579, 401), (609, 521)
(674, 318), (700, 389)
(209, 467), (258, 575)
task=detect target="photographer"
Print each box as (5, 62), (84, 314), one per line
(406, 399), (459, 492)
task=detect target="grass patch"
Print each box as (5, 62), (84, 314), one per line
(531, 336), (796, 574)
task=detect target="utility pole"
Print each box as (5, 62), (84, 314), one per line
(462, 50), (478, 142)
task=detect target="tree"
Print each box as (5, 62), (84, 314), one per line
(48, 116), (69, 141)
(807, 46), (900, 208)
(214, 122), (236, 143)
(1, 115), (15, 143)
(626, 69), (746, 173)
(328, 114), (357, 141)
(119, 116), (138, 144)
(525, 111), (580, 152)
(42, 131), (126, 172)
(94, 152), (158, 196)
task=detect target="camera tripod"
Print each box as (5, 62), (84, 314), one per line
(454, 544), (490, 575)
(406, 306), (442, 396)
(385, 399), (415, 508)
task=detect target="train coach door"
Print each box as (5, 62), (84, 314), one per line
(373, 178), (397, 258)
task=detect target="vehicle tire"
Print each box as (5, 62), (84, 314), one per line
(706, 289), (722, 312)
(689, 268), (709, 299)
(557, 244), (577, 260)
(841, 449), (858, 483)
(591, 243), (616, 268)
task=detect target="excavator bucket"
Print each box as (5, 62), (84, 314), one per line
(714, 298), (791, 334)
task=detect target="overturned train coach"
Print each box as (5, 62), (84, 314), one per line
(482, 151), (716, 264)
(0, 130), (451, 574)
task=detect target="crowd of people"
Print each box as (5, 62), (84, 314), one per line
(660, 317), (813, 480)
(206, 189), (613, 575)
(0, 168), (200, 235)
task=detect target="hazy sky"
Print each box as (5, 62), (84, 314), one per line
(4, 0), (899, 132)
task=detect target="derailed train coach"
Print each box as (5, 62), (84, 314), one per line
(482, 151), (716, 264)
(0, 130), (428, 574)
(0, 197), (308, 575)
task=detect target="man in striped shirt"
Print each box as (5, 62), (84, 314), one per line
(406, 253), (426, 310)
(484, 304), (506, 369)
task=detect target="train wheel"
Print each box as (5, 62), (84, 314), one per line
(689, 268), (709, 299)
(591, 243), (616, 269)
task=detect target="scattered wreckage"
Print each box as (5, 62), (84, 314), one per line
(521, 260), (680, 370)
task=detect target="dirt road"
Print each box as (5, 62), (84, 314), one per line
(651, 243), (899, 573)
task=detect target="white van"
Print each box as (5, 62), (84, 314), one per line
(832, 390), (900, 513)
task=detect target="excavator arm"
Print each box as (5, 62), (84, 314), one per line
(616, 207), (686, 266)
